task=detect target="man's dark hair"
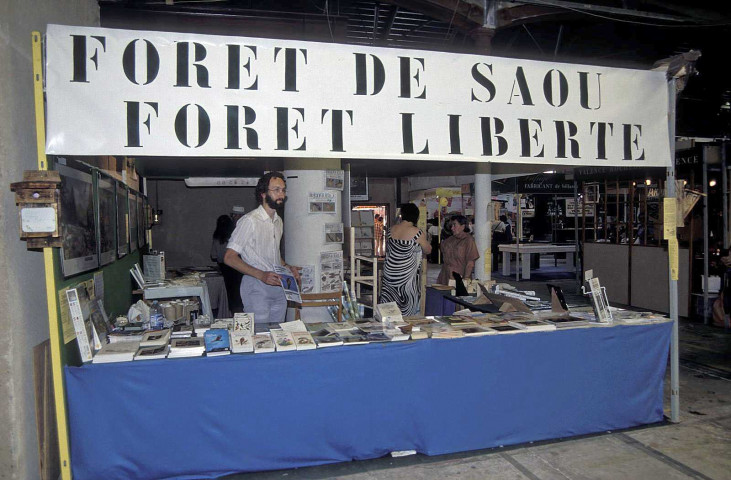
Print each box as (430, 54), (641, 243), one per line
(500, 214), (508, 222)
(255, 171), (286, 205)
(399, 203), (420, 224)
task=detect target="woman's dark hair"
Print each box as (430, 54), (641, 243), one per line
(451, 215), (470, 233)
(399, 203), (420, 224)
(213, 215), (235, 243)
(255, 171), (286, 204)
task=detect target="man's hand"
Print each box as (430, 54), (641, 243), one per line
(260, 271), (281, 286)
(286, 264), (302, 283)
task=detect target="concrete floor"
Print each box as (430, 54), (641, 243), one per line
(223, 261), (731, 480)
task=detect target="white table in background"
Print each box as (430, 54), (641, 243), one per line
(499, 243), (578, 280)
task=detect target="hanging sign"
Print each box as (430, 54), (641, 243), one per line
(44, 25), (671, 167)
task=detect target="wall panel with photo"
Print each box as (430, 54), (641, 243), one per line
(136, 193), (146, 248)
(116, 182), (129, 258)
(95, 171), (116, 266)
(57, 162), (99, 277)
(128, 190), (138, 253)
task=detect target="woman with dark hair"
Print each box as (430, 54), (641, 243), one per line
(437, 215), (480, 285)
(211, 214), (243, 313)
(379, 203), (432, 316)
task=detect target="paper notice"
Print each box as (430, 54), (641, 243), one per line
(663, 198), (677, 240)
(668, 238), (679, 281)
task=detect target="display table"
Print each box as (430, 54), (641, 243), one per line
(499, 243), (578, 279)
(65, 321), (671, 480)
(425, 286), (458, 316)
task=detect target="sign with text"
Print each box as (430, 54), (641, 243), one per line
(45, 25), (670, 166)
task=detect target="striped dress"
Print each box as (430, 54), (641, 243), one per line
(379, 228), (424, 316)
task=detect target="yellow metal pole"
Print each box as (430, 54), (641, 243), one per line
(32, 31), (73, 480)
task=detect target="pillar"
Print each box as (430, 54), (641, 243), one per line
(474, 163), (492, 281)
(284, 158), (342, 322)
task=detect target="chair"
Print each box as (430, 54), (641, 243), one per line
(294, 291), (343, 323)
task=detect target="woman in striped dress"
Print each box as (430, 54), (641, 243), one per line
(379, 203), (432, 316)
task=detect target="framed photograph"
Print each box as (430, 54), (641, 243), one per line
(128, 190), (138, 252)
(583, 183), (599, 204)
(57, 162), (99, 277)
(116, 182), (129, 258)
(95, 171), (116, 266)
(136, 193), (145, 247)
(350, 176), (368, 201)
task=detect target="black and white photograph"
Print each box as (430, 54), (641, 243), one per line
(128, 190), (138, 252)
(96, 172), (116, 266)
(57, 162), (99, 277)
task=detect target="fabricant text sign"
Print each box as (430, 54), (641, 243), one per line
(45, 25), (671, 167)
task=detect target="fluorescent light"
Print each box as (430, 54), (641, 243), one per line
(184, 177), (259, 187)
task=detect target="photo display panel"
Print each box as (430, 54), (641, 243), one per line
(128, 190), (138, 252)
(116, 181), (129, 258)
(57, 162), (99, 277)
(96, 171), (116, 266)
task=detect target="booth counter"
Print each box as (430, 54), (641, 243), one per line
(65, 321), (671, 480)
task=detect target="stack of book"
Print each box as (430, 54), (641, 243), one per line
(134, 344), (170, 360)
(231, 313), (254, 353)
(92, 341), (140, 363)
(309, 328), (343, 347)
(168, 337), (205, 358)
(507, 319), (556, 332)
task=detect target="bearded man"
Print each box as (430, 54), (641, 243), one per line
(224, 172), (300, 324)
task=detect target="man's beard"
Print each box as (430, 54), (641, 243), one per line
(265, 193), (286, 210)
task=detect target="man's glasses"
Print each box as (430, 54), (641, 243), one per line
(268, 187), (287, 194)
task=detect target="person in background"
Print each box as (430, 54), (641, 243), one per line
(427, 217), (441, 263)
(211, 215), (243, 313)
(437, 215), (480, 284)
(224, 172), (300, 324)
(374, 213), (385, 256)
(379, 203), (432, 316)
(491, 214), (511, 272)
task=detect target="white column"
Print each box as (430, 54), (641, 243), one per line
(474, 164), (492, 281)
(284, 158), (342, 322)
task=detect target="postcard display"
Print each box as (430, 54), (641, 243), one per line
(43, 24), (675, 480)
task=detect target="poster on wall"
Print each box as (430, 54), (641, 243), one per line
(57, 162), (99, 277)
(324, 170), (344, 190)
(128, 190), (138, 252)
(116, 182), (129, 258)
(308, 192), (337, 214)
(324, 223), (344, 244)
(96, 171), (116, 266)
(565, 199), (595, 217)
(320, 251), (343, 293)
(300, 265), (315, 294)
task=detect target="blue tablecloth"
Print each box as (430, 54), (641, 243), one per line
(425, 287), (458, 316)
(65, 322), (671, 480)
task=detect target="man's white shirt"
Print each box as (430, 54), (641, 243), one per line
(227, 204), (283, 273)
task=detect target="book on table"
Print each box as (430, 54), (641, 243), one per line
(310, 329), (343, 347)
(204, 328), (231, 356)
(139, 328), (172, 348)
(107, 327), (145, 343)
(291, 331), (317, 350)
(92, 341), (140, 363)
(253, 333), (275, 353)
(507, 319), (557, 332)
(134, 345), (170, 360)
(233, 313), (255, 333)
(270, 329), (297, 352)
(375, 302), (403, 324)
(230, 331), (254, 353)
(168, 337), (205, 358)
(488, 323), (527, 334)
(457, 325), (497, 336)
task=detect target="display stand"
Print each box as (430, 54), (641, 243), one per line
(349, 227), (378, 313)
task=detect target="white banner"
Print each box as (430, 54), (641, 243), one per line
(45, 25), (671, 167)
